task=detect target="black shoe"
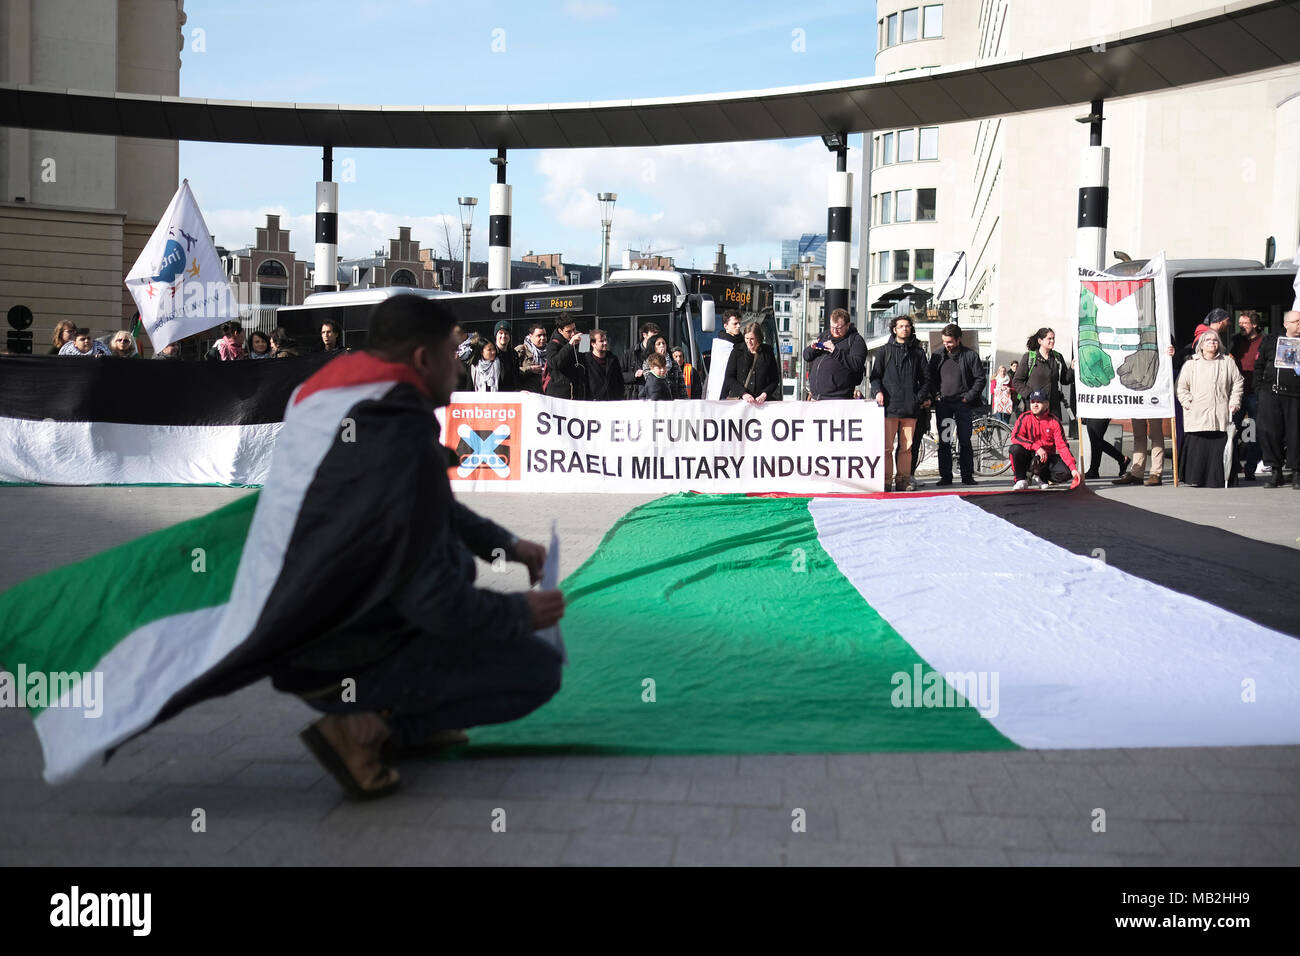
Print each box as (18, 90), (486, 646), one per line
(1119, 455), (1132, 476)
(1293, 475), (1300, 490)
(961, 476), (978, 486)
(935, 478), (953, 487)
(1112, 472), (1140, 486)
(1084, 471), (1101, 481)
(1269, 473), (1286, 488)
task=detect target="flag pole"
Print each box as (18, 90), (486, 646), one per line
(1169, 416), (1179, 487)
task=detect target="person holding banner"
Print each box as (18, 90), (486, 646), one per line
(1176, 331), (1243, 487)
(724, 321), (783, 405)
(543, 316), (588, 400)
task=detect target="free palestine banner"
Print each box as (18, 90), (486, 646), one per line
(436, 391), (886, 493)
(3, 490), (1299, 784)
(1073, 253), (1176, 419)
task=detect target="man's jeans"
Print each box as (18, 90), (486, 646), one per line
(936, 399), (974, 481)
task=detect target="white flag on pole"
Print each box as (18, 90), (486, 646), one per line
(124, 180), (237, 351)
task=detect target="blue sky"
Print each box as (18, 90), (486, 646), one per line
(179, 0), (877, 273)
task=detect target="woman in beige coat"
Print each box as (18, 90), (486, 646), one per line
(1177, 331), (1243, 487)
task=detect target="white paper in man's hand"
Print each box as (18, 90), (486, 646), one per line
(707, 339), (734, 401)
(533, 520), (567, 665)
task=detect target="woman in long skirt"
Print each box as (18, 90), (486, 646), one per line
(1176, 331), (1243, 487)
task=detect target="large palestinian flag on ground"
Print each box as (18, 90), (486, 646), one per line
(3, 485), (1299, 783)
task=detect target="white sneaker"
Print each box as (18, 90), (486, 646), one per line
(1013, 479), (1028, 491)
(1031, 475), (1049, 488)
(1257, 464), (1273, 475)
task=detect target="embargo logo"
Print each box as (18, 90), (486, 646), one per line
(0, 666), (103, 718)
(50, 886), (151, 936)
(446, 403), (522, 480)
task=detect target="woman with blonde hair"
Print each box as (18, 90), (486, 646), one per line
(49, 320), (77, 355)
(1177, 330), (1243, 487)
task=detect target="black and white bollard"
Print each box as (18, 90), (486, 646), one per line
(314, 146), (338, 293)
(489, 148), (511, 291)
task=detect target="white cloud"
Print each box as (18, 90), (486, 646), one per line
(203, 207), (463, 261)
(535, 140), (860, 269)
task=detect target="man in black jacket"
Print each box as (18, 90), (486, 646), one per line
(492, 320), (521, 391)
(805, 308), (867, 400)
(1255, 309), (1300, 488)
(580, 328), (625, 400)
(869, 315), (931, 491)
(623, 321), (662, 398)
(544, 316), (587, 400)
(928, 323), (986, 486)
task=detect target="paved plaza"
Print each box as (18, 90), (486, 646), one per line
(1, 481), (1298, 866)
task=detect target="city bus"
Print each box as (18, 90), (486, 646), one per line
(274, 269), (778, 394)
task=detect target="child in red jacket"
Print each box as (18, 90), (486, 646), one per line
(1010, 390), (1081, 490)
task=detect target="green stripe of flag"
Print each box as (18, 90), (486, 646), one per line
(0, 494), (257, 715)
(467, 494), (1015, 755)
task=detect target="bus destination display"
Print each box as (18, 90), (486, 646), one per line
(523, 295), (584, 313)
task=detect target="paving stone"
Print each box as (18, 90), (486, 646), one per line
(145, 755), (254, 786)
(215, 735), (319, 763)
(875, 781), (978, 813)
(628, 804), (733, 838)
(648, 755), (738, 776)
(1119, 747), (1225, 765)
(133, 815), (266, 856)
(398, 764), (511, 797)
(499, 769), (601, 800)
(1094, 763), (1205, 791)
(1147, 821), (1300, 859)
(827, 753), (921, 782)
(672, 836), (786, 866)
(1064, 788), (1188, 821)
(1163, 791), (1300, 825)
(557, 755), (651, 774)
(897, 845), (1009, 866)
(561, 831), (673, 866)
(322, 794), (441, 832)
(429, 796), (633, 834)
(594, 772), (691, 803)
(916, 753), (1017, 784)
(969, 784), (1078, 816)
(147, 710), (240, 736)
(1003, 761), (1110, 789)
(938, 813), (1055, 850)
(837, 807), (943, 845)
(732, 804), (839, 843)
(227, 761), (326, 791)
(784, 840), (895, 866)
(1186, 764), (1298, 794)
(686, 775), (784, 807)
(1211, 746), (1300, 769)
(1007, 849), (1124, 866)
(1044, 817), (1166, 855)
(1037, 749), (1135, 764)
(782, 778), (877, 807)
(737, 754), (829, 779)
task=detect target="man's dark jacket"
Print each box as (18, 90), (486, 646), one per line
(544, 330), (587, 400)
(869, 338), (931, 418)
(929, 343), (987, 405)
(804, 324), (867, 399)
(1255, 333), (1300, 398)
(580, 350), (625, 401)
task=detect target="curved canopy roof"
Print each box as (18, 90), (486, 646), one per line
(2, 1), (1298, 149)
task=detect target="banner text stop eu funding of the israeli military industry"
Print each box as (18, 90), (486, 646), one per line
(435, 392), (885, 493)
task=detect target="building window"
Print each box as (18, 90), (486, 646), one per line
(881, 132), (894, 165)
(919, 126), (939, 160)
(257, 258), (287, 278)
(923, 4), (943, 38)
(893, 250), (911, 282)
(897, 128), (916, 163)
(880, 192), (893, 225)
(259, 285), (287, 305)
(886, 12), (898, 46)
(390, 269), (417, 286)
(902, 7), (919, 42)
(917, 188), (937, 222)
(878, 251), (890, 283)
(895, 189), (914, 223)
(915, 249), (935, 281)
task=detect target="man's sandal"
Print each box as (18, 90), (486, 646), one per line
(300, 713), (400, 800)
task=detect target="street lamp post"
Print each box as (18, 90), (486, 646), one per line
(598, 192), (618, 282)
(457, 196), (477, 293)
(798, 254), (815, 401)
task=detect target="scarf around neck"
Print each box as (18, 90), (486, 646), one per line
(217, 337), (246, 361)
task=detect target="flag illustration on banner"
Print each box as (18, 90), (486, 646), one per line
(124, 180), (237, 351)
(4, 489), (1300, 784)
(1074, 253), (1174, 418)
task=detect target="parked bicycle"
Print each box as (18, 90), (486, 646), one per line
(916, 413), (1014, 478)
